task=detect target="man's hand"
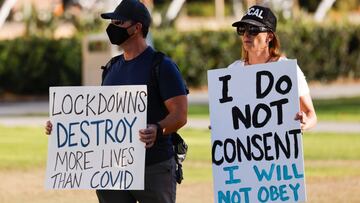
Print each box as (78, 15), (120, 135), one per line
(45, 120), (52, 135)
(139, 124), (157, 148)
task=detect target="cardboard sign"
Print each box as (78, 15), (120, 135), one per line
(45, 86), (147, 190)
(208, 60), (306, 203)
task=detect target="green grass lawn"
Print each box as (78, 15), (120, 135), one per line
(1, 126), (359, 182)
(189, 96), (360, 122)
(0, 126), (48, 169)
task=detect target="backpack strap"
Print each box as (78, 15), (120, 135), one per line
(150, 51), (165, 90)
(100, 55), (122, 85)
(151, 51), (189, 95)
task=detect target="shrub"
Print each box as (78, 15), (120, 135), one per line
(0, 37), (81, 94)
(1, 22), (360, 94)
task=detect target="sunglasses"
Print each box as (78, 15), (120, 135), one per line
(236, 25), (270, 36)
(111, 20), (134, 26)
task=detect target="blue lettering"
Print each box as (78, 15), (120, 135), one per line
(80, 120), (90, 147)
(279, 184), (290, 201)
(292, 164), (304, 179)
(289, 183), (300, 201)
(269, 185), (279, 201)
(90, 171), (100, 188)
(239, 187), (251, 203)
(283, 165), (293, 180)
(90, 120), (105, 146)
(68, 122), (79, 147)
(124, 117), (137, 143)
(57, 122), (68, 148)
(218, 188), (252, 203)
(115, 119), (126, 143)
(223, 166), (241, 184)
(258, 186), (269, 202)
(105, 119), (115, 144)
(218, 191), (231, 203)
(253, 164), (274, 182)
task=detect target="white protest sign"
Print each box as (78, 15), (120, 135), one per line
(208, 60), (306, 203)
(45, 86), (147, 190)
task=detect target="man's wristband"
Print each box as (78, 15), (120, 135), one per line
(155, 122), (163, 138)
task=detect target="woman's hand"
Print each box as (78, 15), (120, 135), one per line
(295, 111), (307, 130)
(297, 94), (317, 131)
(45, 120), (52, 135)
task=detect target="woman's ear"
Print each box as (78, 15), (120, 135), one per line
(267, 32), (274, 43)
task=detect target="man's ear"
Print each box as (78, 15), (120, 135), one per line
(134, 23), (143, 34)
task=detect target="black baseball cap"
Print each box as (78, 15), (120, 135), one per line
(101, 0), (151, 28)
(232, 5), (277, 32)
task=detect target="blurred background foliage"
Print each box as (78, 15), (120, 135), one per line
(1, 22), (360, 94)
(1, 0), (360, 94)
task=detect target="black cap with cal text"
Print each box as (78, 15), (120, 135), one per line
(232, 5), (277, 32)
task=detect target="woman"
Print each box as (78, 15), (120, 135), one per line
(230, 5), (317, 130)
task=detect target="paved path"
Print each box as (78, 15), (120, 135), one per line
(0, 83), (359, 132)
(189, 83), (360, 104)
(186, 118), (360, 133)
(0, 116), (359, 133)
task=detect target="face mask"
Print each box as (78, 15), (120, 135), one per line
(106, 23), (134, 45)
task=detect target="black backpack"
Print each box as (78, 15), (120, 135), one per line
(101, 51), (188, 184)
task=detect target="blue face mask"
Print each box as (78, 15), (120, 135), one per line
(106, 23), (134, 45)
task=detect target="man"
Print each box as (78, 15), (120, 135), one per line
(46, 0), (187, 202)
(98, 0), (187, 202)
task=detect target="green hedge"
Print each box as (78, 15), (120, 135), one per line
(0, 37), (81, 94)
(1, 22), (360, 94)
(154, 22), (360, 85)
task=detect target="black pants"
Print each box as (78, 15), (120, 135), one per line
(96, 158), (177, 203)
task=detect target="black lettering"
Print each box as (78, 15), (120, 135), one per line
(224, 139), (236, 163)
(251, 134), (264, 161)
(101, 149), (109, 169)
(107, 94), (115, 112)
(252, 103), (271, 128)
(256, 71), (274, 99)
(138, 91), (147, 112)
(236, 136), (252, 162)
(54, 151), (67, 171)
(52, 92), (61, 116)
(86, 94), (96, 116)
(84, 150), (93, 170)
(98, 93), (108, 115)
(128, 147), (134, 165)
(288, 129), (301, 159)
(232, 105), (251, 129)
(219, 75), (233, 103)
(274, 132), (291, 159)
(270, 99), (289, 125)
(212, 140), (224, 165)
(275, 75), (292, 95)
(74, 95), (84, 115)
(124, 171), (133, 189)
(263, 132), (274, 161)
(90, 171), (100, 188)
(127, 91), (139, 113)
(116, 92), (127, 113)
(62, 94), (73, 114)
